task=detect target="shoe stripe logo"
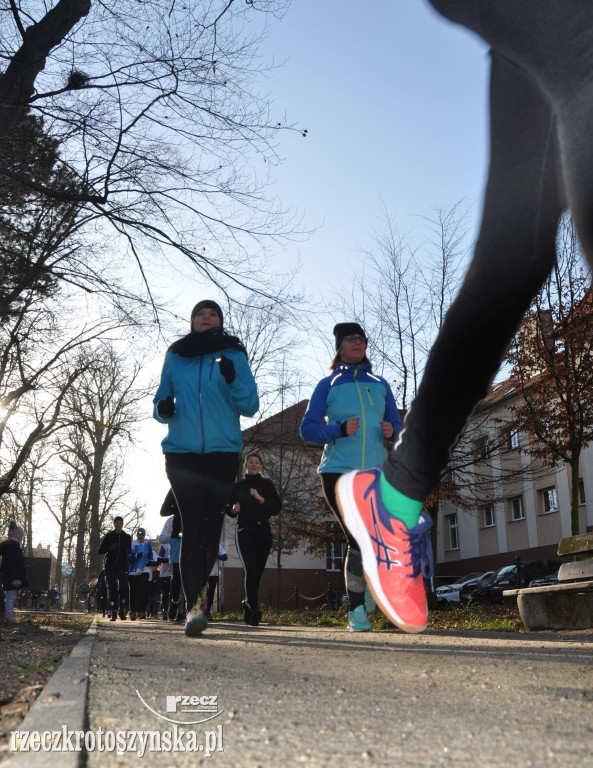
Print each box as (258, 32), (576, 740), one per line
(368, 492), (402, 570)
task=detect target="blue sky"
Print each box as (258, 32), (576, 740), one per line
(258, 1), (490, 291)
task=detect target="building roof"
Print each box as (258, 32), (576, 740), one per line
(242, 399), (309, 447)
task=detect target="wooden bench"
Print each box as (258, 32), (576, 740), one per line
(503, 532), (593, 630)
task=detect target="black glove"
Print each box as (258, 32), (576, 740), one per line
(136, 552), (143, 559)
(218, 355), (235, 384)
(157, 396), (175, 418)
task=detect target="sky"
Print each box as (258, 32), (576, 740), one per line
(35, 1), (493, 548)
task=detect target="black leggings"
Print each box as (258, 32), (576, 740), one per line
(104, 564), (128, 612)
(166, 452), (239, 610)
(384, 1), (593, 501)
(321, 473), (365, 609)
(129, 573), (149, 613)
(236, 526), (272, 612)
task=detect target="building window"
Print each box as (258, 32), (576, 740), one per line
(540, 487), (558, 514)
(447, 514), (459, 551)
(474, 436), (490, 462)
(326, 541), (345, 572)
(504, 427), (520, 451)
(482, 505), (495, 528)
(579, 479), (586, 505)
(509, 496), (525, 522)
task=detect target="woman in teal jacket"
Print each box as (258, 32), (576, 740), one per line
(300, 323), (401, 632)
(154, 299), (259, 637)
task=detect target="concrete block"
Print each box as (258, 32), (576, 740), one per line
(517, 590), (593, 630)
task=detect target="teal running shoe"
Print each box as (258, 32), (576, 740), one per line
(347, 604), (372, 632)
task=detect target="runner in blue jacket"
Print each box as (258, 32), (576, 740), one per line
(301, 323), (401, 631)
(154, 299), (259, 637)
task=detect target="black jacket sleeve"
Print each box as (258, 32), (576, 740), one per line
(260, 478), (282, 518)
(97, 531), (112, 555)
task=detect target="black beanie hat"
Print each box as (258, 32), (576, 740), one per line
(190, 300), (224, 330)
(333, 322), (366, 350)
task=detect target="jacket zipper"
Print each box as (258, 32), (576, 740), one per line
(354, 367), (366, 467)
(198, 357), (205, 453)
(365, 386), (374, 406)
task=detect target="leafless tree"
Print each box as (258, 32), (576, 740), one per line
(339, 202), (471, 410)
(0, 1), (306, 306)
(506, 215), (593, 535)
(57, 342), (149, 577)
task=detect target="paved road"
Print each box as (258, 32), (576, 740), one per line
(78, 618), (593, 767)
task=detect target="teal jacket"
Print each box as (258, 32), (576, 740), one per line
(153, 346), (259, 454)
(300, 363), (401, 474)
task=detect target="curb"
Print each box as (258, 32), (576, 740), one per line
(2, 619), (97, 767)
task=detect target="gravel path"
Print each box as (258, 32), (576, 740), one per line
(83, 618), (593, 767)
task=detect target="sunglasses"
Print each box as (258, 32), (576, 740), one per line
(342, 335), (367, 344)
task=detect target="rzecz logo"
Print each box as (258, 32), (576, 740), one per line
(136, 691), (222, 725)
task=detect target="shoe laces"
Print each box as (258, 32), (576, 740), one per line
(404, 514), (434, 585)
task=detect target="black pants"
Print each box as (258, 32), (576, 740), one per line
(236, 525), (272, 611)
(159, 577), (171, 613)
(166, 452), (239, 611)
(206, 575), (218, 615)
(385, 1), (593, 501)
(105, 563), (129, 612)
(129, 573), (149, 613)
(321, 473), (365, 610)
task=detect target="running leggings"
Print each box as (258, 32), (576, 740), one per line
(235, 525), (272, 612)
(384, 1), (593, 501)
(321, 473), (365, 609)
(166, 452), (239, 611)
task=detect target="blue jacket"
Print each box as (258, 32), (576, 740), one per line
(128, 539), (153, 575)
(153, 346), (259, 454)
(300, 363), (402, 474)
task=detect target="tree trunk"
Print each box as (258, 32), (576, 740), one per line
(275, 512), (283, 610)
(74, 473), (91, 583)
(87, 445), (106, 576)
(0, 0), (91, 138)
(570, 451), (581, 536)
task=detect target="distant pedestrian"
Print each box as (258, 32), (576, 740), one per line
(159, 491), (185, 622)
(128, 527), (152, 620)
(48, 584), (60, 610)
(205, 544), (228, 620)
(226, 454), (281, 626)
(154, 299), (259, 636)
(0, 521), (28, 624)
(156, 538), (173, 621)
(98, 515), (132, 621)
(144, 543), (160, 618)
(96, 569), (109, 618)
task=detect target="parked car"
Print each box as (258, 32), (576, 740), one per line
(436, 571), (495, 604)
(528, 570), (560, 588)
(460, 560), (561, 603)
(459, 572), (497, 603)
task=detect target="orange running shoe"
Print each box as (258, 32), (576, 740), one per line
(337, 467), (433, 633)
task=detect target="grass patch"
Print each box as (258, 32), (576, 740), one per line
(213, 600), (524, 632)
(13, 658), (63, 675)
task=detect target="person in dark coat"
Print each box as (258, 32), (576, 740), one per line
(98, 516), (132, 621)
(0, 521), (28, 624)
(226, 453), (281, 626)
